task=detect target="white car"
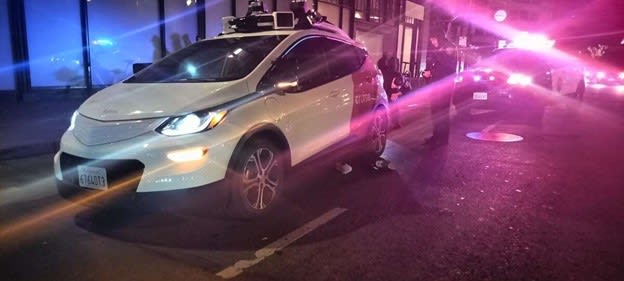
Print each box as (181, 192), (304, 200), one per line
(54, 13), (389, 218)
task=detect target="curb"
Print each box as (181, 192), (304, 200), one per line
(0, 141), (59, 161)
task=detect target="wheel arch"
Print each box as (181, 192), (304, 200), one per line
(227, 123), (292, 171)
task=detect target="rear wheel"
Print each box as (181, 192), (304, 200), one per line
(453, 100), (474, 122)
(359, 107), (388, 163)
(574, 80), (585, 101)
(226, 138), (285, 219)
(452, 88), (475, 121)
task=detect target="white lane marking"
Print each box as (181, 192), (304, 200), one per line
(216, 207), (347, 279)
(481, 120), (502, 133)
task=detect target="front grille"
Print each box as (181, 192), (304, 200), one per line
(73, 114), (163, 146)
(59, 153), (145, 191)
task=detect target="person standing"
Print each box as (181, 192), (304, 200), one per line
(377, 51), (400, 99)
(378, 52), (401, 128)
(422, 28), (456, 148)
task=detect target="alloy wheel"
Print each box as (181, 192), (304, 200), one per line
(241, 147), (280, 210)
(370, 110), (387, 154)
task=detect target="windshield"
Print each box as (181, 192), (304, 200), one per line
(125, 35), (286, 83)
(489, 49), (550, 74)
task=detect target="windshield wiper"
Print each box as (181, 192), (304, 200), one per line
(175, 78), (220, 82)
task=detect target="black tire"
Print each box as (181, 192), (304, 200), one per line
(226, 138), (285, 219)
(453, 101), (473, 122)
(575, 80), (585, 101)
(452, 88), (474, 122)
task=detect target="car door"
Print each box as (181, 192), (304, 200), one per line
(563, 57), (585, 95)
(321, 38), (365, 140)
(257, 36), (344, 165)
(549, 56), (575, 95)
(323, 38), (376, 138)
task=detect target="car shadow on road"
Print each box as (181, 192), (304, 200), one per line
(73, 141), (450, 252)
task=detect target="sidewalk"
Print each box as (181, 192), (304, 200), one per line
(0, 95), (84, 160)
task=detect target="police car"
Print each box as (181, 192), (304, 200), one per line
(453, 33), (585, 121)
(54, 4), (389, 218)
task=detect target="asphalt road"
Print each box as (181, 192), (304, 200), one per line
(1, 97), (624, 281)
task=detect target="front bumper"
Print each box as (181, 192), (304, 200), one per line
(56, 176), (228, 211)
(54, 126), (240, 193)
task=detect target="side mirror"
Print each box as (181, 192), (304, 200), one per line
(132, 63), (151, 74)
(275, 81), (298, 94)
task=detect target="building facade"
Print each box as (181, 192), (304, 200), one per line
(0, 0), (427, 102)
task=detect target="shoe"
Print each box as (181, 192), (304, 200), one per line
(422, 137), (434, 146)
(335, 162), (352, 175)
(372, 158), (395, 172)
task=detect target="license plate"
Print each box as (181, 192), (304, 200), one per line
(78, 165), (108, 190)
(473, 92), (488, 100)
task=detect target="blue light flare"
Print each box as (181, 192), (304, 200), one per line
(186, 64), (197, 76)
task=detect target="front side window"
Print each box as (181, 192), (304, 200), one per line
(126, 35), (286, 83)
(258, 37), (331, 92)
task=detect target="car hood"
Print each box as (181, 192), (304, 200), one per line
(79, 81), (250, 121)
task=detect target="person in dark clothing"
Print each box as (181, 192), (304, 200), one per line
(378, 52), (401, 128)
(422, 30), (456, 148)
(377, 51), (400, 98)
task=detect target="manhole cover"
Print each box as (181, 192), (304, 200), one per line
(466, 132), (524, 142)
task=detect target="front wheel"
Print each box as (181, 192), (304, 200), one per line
(226, 138), (285, 219)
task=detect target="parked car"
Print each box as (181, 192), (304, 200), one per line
(453, 45), (585, 121)
(585, 43), (624, 102)
(54, 11), (389, 218)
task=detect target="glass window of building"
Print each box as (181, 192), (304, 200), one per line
(205, 0), (231, 39)
(24, 0), (84, 88)
(87, 0), (159, 86)
(0, 0), (15, 91)
(164, 0), (198, 54)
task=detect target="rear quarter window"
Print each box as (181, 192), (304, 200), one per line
(324, 39), (366, 80)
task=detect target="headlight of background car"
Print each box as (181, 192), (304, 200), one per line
(157, 110), (228, 136)
(507, 73), (532, 86)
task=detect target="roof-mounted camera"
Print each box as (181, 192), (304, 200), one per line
(221, 0), (327, 34)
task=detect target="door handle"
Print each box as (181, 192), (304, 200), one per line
(329, 90), (340, 97)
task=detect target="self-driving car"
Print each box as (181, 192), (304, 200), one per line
(54, 10), (389, 218)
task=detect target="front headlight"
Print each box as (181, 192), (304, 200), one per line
(68, 111), (78, 131)
(157, 110), (228, 136)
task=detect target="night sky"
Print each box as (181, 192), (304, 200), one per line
(553, 0), (624, 44)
